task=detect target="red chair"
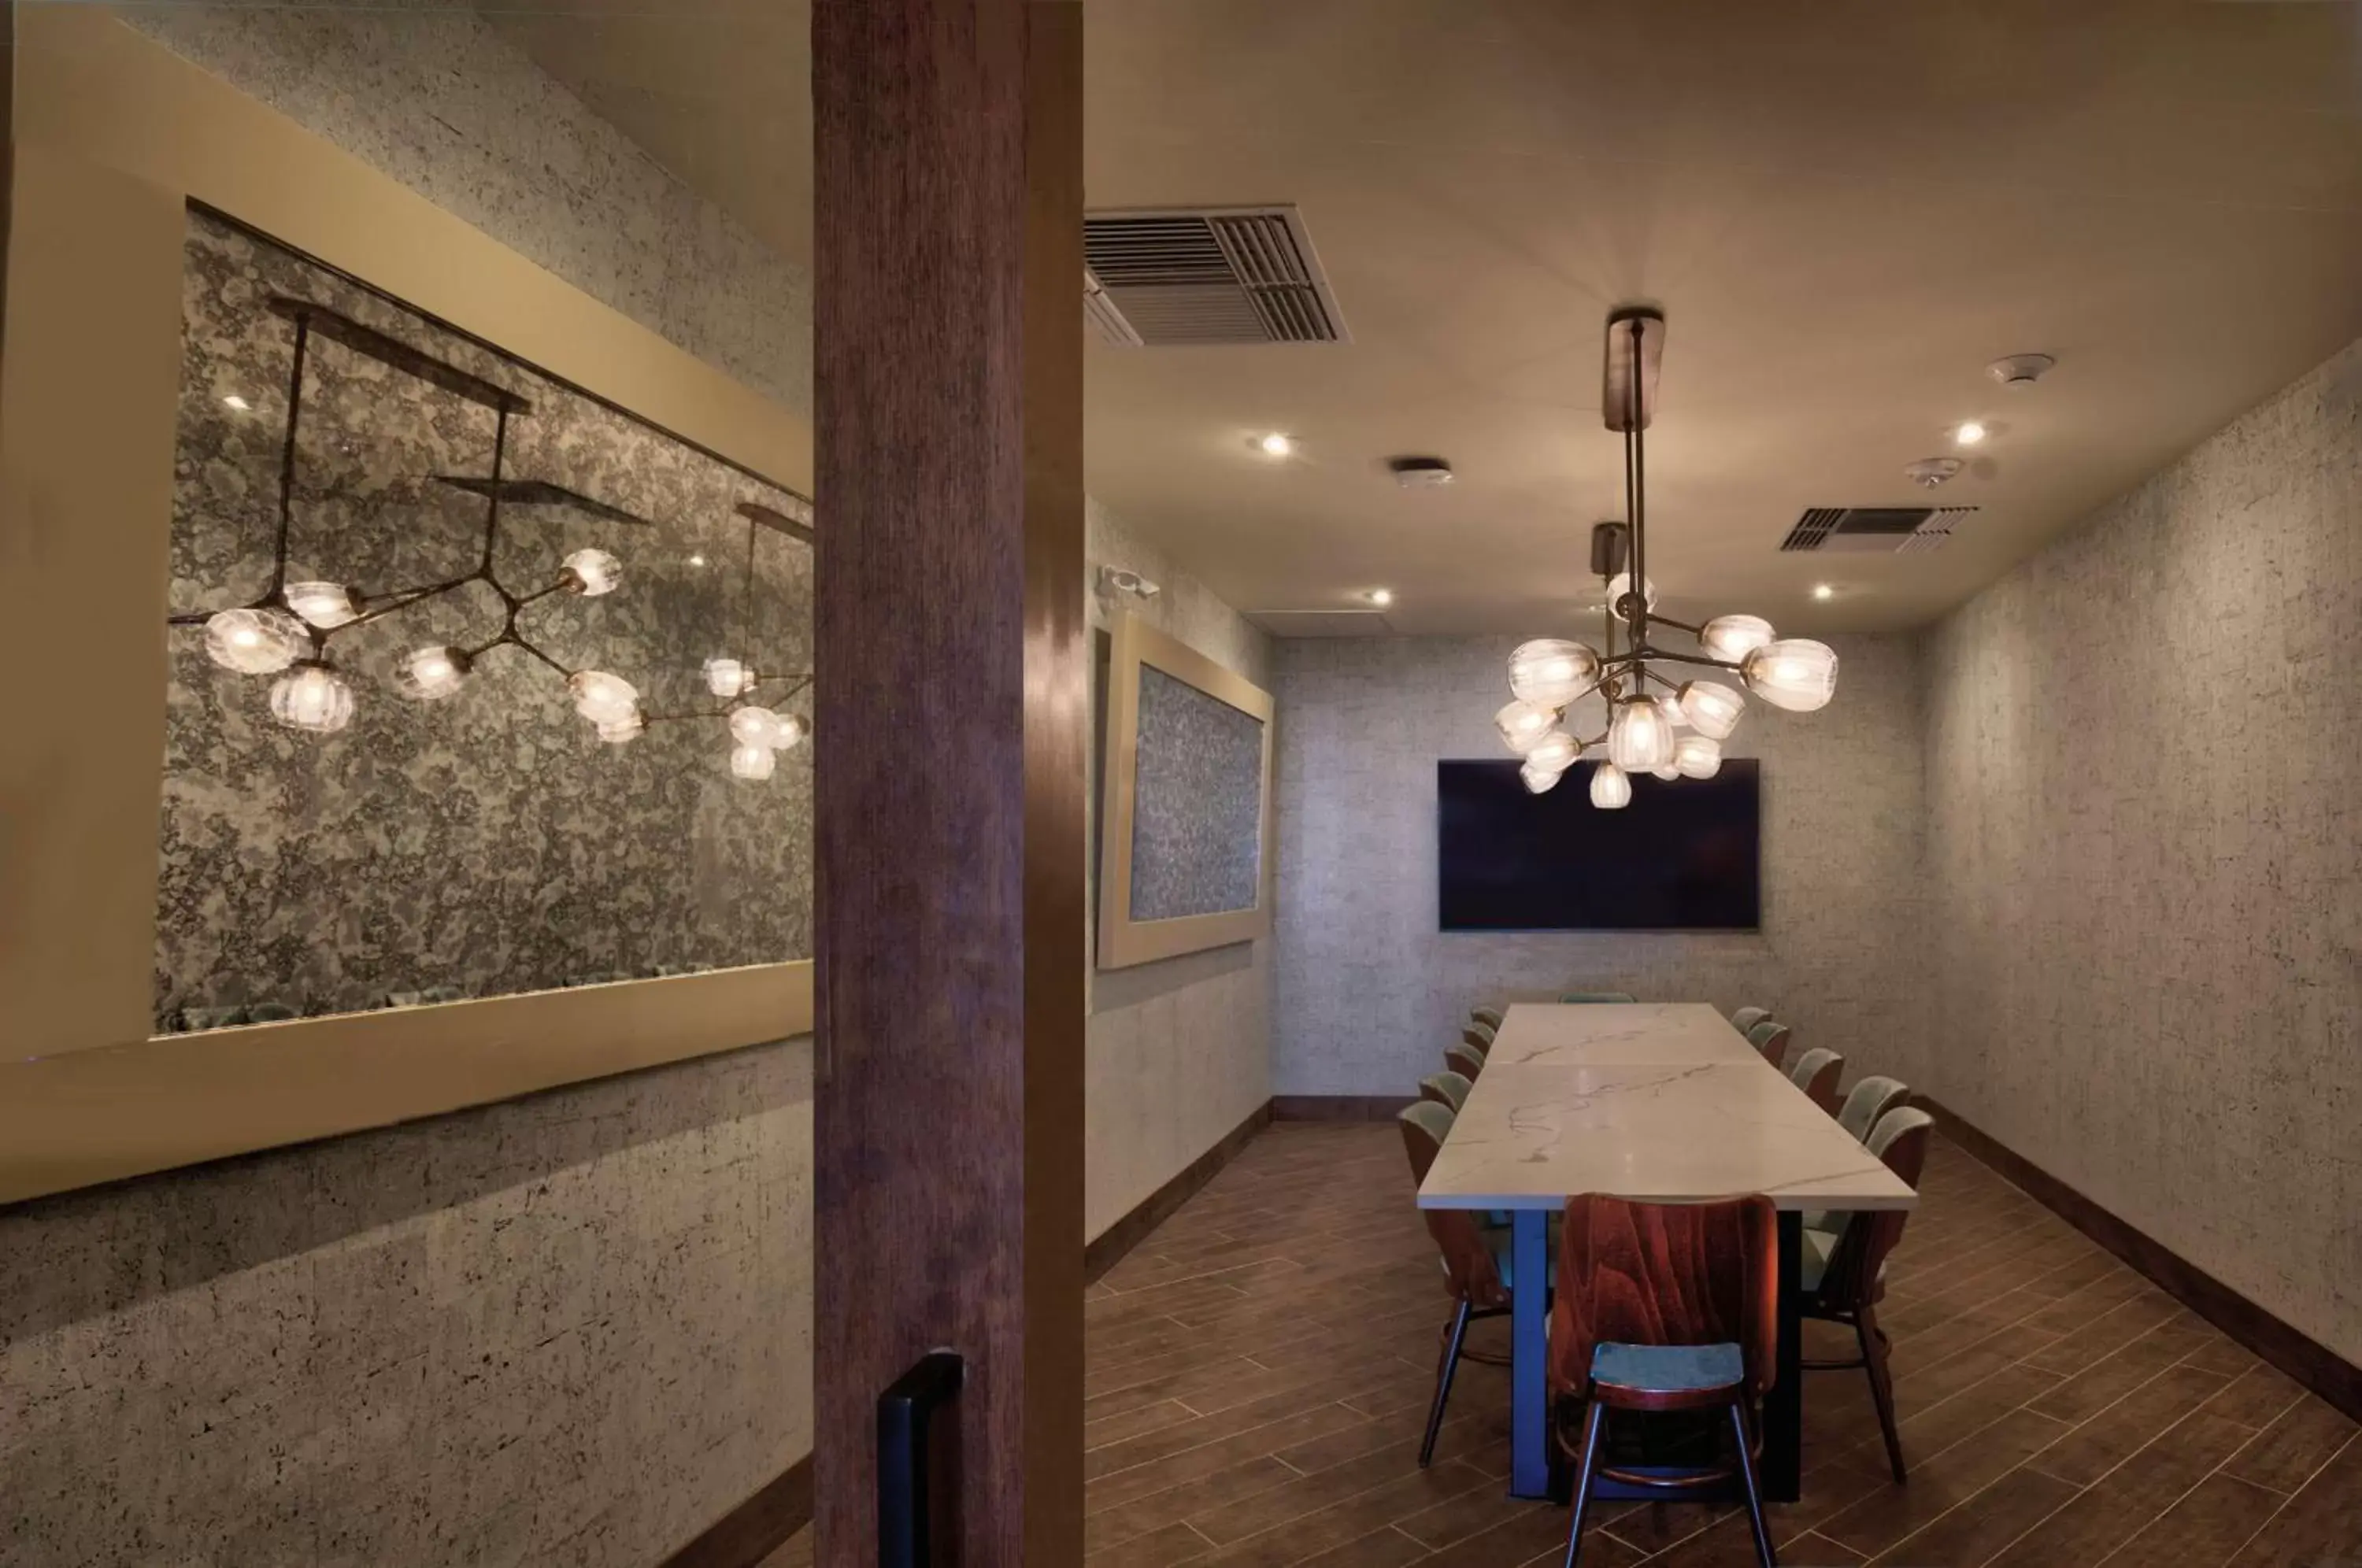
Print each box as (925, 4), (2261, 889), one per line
(1549, 1193), (1779, 1568)
(1444, 1041), (1486, 1082)
(1746, 1020), (1790, 1071)
(1398, 1103), (1522, 1466)
(1801, 1108), (1933, 1482)
(1788, 1048), (1844, 1116)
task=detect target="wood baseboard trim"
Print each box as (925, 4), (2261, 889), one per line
(1921, 1096), (2362, 1426)
(658, 1453), (811, 1568)
(1270, 1094), (1414, 1122)
(1085, 1100), (1271, 1286)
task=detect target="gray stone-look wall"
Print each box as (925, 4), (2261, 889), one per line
(1272, 633), (1926, 1098)
(1085, 500), (1275, 1241)
(0, 13), (815, 1567)
(1920, 338), (2362, 1367)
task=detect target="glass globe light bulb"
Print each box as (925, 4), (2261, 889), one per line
(285, 581), (360, 629)
(1524, 730), (1580, 774)
(561, 549), (623, 597)
(1655, 693), (1689, 730)
(704, 656), (748, 697)
(1494, 698), (1559, 756)
(1651, 762), (1681, 780)
(1606, 697), (1675, 772)
(202, 607), (307, 674)
(596, 712), (643, 745)
(397, 644), (471, 701)
(1742, 638), (1840, 712)
(729, 704), (783, 748)
(1590, 762), (1632, 809)
(568, 669), (639, 724)
(1508, 638), (1601, 707)
(730, 742), (776, 781)
(1699, 613), (1775, 664)
(1674, 733), (1723, 779)
(1605, 571), (1659, 622)
(1520, 760), (1564, 794)
(268, 662), (354, 733)
(773, 713), (808, 749)
(1678, 680), (1746, 741)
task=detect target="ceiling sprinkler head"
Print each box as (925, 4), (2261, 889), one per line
(1906, 456), (1965, 489)
(1986, 353), (2057, 390)
(1098, 565), (1161, 600)
(1386, 455), (1454, 489)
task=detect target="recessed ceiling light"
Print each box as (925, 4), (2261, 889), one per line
(222, 394), (251, 412)
(1366, 588), (1394, 607)
(1954, 420), (1987, 446)
(687, 553), (707, 568)
(1257, 431), (1294, 458)
(1812, 583), (1835, 601)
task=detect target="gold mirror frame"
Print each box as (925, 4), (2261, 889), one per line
(0, 9), (814, 1204)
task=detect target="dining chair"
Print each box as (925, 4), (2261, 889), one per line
(1730, 1005), (1772, 1034)
(1398, 1102), (1522, 1466)
(1445, 1041), (1486, 1082)
(1471, 1006), (1505, 1031)
(1550, 1193), (1779, 1568)
(1463, 1021), (1496, 1053)
(1745, 1019), (1790, 1071)
(1419, 1071), (1472, 1113)
(1559, 991), (1637, 1004)
(1835, 1075), (1910, 1144)
(1788, 1048), (1844, 1115)
(1801, 1107), (1934, 1484)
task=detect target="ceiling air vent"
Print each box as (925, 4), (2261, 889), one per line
(1780, 506), (1977, 555)
(1083, 206), (1348, 347)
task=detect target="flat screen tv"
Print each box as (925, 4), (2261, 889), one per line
(1437, 759), (1760, 931)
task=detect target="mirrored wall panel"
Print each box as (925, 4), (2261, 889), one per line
(155, 208), (814, 1032)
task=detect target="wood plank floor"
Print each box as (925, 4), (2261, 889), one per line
(765, 1121), (2360, 1566)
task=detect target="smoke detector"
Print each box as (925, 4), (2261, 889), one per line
(1387, 456), (1453, 489)
(1986, 353), (2056, 389)
(1098, 565), (1161, 600)
(1905, 457), (1964, 489)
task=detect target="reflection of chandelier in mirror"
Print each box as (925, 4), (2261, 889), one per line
(169, 298), (810, 782)
(639, 501), (813, 780)
(1494, 307), (1838, 807)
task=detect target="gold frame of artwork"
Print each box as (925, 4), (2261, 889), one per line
(0, 9), (815, 1204)
(1096, 611), (1275, 969)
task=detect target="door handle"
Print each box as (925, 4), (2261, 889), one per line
(878, 1350), (964, 1568)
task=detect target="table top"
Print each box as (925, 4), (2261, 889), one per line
(1420, 1004), (1919, 1214)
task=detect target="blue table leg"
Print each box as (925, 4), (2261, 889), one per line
(1510, 1207), (1550, 1500)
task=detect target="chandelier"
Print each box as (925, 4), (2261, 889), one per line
(171, 297), (809, 781)
(1494, 306), (1838, 807)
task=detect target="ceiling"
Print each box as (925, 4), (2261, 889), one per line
(492, 0), (2362, 636)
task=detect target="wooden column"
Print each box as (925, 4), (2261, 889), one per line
(812, 2), (1086, 1563)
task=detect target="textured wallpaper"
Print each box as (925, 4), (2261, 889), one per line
(156, 210), (813, 1031)
(1921, 337), (2362, 1367)
(1127, 666), (1266, 921)
(1272, 633), (1926, 1099)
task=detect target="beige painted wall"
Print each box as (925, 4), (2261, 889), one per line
(1085, 499), (1275, 1241)
(1920, 335), (2362, 1367)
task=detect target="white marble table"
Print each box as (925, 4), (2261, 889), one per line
(1417, 1003), (1918, 1501)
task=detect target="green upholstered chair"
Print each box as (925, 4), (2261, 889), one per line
(1745, 1019), (1790, 1071)
(1445, 1041), (1486, 1082)
(1398, 1101), (1534, 1467)
(1789, 1047), (1845, 1115)
(1549, 1193), (1779, 1567)
(1835, 1075), (1911, 1145)
(1419, 1071), (1473, 1114)
(1559, 990), (1637, 1004)
(1730, 1004), (1772, 1034)
(1801, 1107), (1933, 1484)
(1471, 1006), (1505, 1031)
(1463, 1021), (1496, 1053)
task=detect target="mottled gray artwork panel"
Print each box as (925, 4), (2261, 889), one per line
(155, 209), (813, 1032)
(1127, 665), (1265, 921)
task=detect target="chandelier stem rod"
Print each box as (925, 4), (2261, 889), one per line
(1624, 315), (1649, 668)
(266, 314), (311, 602)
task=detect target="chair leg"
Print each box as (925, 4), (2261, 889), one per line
(1420, 1300), (1472, 1467)
(1727, 1401), (1778, 1568)
(1560, 1400), (1607, 1568)
(1857, 1306), (1906, 1483)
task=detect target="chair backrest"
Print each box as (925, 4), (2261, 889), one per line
(1790, 1048), (1844, 1114)
(1548, 1192), (1779, 1403)
(1812, 1108), (1933, 1310)
(1462, 1021), (1495, 1052)
(1560, 990), (1637, 1004)
(1746, 1019), (1790, 1071)
(1444, 1041), (1486, 1081)
(1836, 1075), (1910, 1144)
(1730, 1005), (1771, 1034)
(1397, 1104), (1509, 1310)
(1471, 1006), (1505, 1031)
(1419, 1071), (1472, 1113)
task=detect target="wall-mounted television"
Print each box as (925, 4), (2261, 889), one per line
(1437, 759), (1761, 931)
